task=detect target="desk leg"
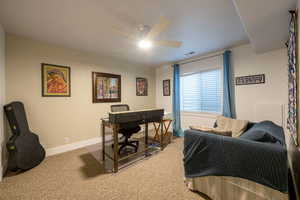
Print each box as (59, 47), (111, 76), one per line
(102, 122), (105, 161)
(153, 122), (160, 141)
(160, 121), (164, 150)
(164, 120), (172, 144)
(145, 122), (149, 156)
(113, 124), (119, 173)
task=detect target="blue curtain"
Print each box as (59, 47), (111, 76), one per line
(223, 50), (235, 118)
(172, 64), (184, 136)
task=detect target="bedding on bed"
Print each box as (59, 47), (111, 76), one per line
(183, 120), (288, 192)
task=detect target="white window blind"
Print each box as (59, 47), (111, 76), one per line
(180, 69), (222, 113)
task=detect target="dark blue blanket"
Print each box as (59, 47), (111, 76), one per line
(183, 121), (288, 192)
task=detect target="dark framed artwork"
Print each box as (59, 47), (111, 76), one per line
(163, 79), (170, 96)
(41, 63), (71, 97)
(92, 72), (121, 103)
(136, 77), (148, 96)
(235, 74), (265, 86)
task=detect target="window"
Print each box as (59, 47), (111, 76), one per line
(180, 69), (222, 113)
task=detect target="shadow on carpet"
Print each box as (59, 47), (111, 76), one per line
(79, 153), (107, 179)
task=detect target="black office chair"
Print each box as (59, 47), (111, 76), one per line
(111, 104), (141, 154)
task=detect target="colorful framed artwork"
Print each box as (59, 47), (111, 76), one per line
(136, 77), (148, 96)
(92, 72), (121, 103)
(41, 63), (71, 97)
(163, 79), (170, 96)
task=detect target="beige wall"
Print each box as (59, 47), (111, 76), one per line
(155, 44), (288, 129)
(155, 65), (172, 113)
(5, 35), (156, 149)
(0, 24), (5, 180)
(232, 44), (288, 123)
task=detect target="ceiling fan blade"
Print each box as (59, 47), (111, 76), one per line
(154, 40), (182, 48)
(145, 16), (171, 40)
(111, 26), (137, 41)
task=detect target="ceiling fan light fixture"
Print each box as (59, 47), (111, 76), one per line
(138, 40), (152, 49)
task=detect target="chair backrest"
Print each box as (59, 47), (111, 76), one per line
(111, 104), (139, 130)
(111, 104), (130, 113)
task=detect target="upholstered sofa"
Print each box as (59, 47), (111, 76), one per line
(183, 119), (289, 200)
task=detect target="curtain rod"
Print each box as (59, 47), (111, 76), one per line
(178, 52), (224, 65)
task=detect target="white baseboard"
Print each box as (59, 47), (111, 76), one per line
(46, 136), (108, 157)
(44, 128), (156, 157)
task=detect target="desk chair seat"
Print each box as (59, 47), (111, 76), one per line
(111, 104), (141, 155)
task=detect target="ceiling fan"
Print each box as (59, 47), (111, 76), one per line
(112, 16), (182, 49)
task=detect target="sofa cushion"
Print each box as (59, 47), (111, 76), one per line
(240, 121), (284, 145)
(216, 116), (249, 137)
(189, 126), (232, 136)
(240, 130), (278, 143)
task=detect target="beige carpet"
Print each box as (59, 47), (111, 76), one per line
(0, 138), (206, 200)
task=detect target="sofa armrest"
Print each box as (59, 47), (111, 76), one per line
(183, 129), (288, 192)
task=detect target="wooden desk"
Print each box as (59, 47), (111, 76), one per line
(101, 117), (164, 173)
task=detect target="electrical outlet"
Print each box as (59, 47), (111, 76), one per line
(64, 137), (70, 144)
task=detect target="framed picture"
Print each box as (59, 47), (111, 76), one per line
(235, 74), (265, 86)
(92, 72), (121, 103)
(136, 77), (148, 96)
(163, 79), (170, 96)
(42, 63), (71, 97)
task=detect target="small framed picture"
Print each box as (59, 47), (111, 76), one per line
(92, 72), (121, 103)
(235, 74), (265, 86)
(163, 79), (170, 96)
(42, 63), (71, 97)
(136, 77), (148, 96)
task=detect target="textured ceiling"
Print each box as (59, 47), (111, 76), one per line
(233, 0), (296, 53)
(0, 0), (248, 67)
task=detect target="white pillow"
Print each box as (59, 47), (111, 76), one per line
(216, 116), (248, 137)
